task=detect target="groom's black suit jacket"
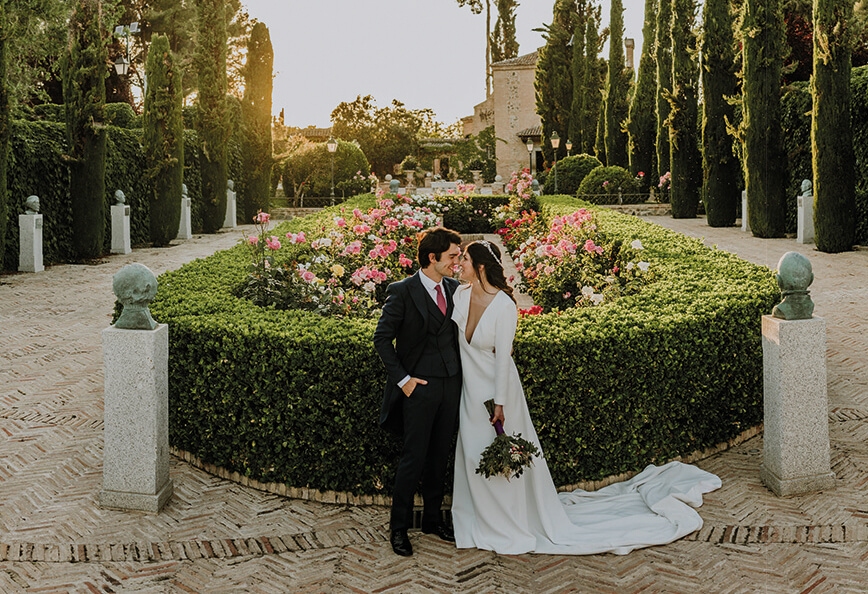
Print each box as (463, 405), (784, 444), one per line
(373, 272), (460, 434)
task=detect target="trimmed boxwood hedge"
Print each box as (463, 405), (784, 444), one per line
(146, 193), (778, 495)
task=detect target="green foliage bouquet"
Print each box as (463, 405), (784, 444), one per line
(476, 399), (540, 481)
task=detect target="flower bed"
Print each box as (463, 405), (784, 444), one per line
(147, 193), (777, 496)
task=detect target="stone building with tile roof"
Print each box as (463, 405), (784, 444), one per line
(462, 50), (543, 180)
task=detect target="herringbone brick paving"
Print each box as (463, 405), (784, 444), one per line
(1, 217), (867, 592)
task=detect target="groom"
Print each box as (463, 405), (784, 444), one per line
(374, 226), (463, 557)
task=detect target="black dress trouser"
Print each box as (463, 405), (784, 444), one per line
(390, 373), (462, 532)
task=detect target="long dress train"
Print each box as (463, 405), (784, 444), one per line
(450, 285), (721, 555)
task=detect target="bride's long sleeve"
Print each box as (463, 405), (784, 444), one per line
(493, 297), (519, 413)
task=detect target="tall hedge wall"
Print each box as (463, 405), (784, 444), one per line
(1, 119), (244, 271)
(145, 194), (777, 495)
(781, 65), (868, 245)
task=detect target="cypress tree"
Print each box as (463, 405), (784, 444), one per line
(595, 74), (607, 165)
(741, 0), (787, 237)
(604, 0), (629, 167)
(581, 10), (603, 156)
(812, 0), (856, 252)
(569, 17), (586, 152)
(490, 0), (519, 63)
(701, 0), (740, 226)
(63, 0), (107, 260)
(669, 0), (701, 218)
(241, 22), (274, 222)
(655, 0), (673, 182)
(626, 0), (657, 188)
(196, 0), (229, 233)
(0, 0), (8, 268)
(143, 34), (183, 246)
(534, 0), (573, 165)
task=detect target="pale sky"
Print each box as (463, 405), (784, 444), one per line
(240, 0), (645, 128)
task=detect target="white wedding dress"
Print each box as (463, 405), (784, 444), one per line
(450, 285), (722, 555)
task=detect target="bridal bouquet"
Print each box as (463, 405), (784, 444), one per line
(475, 399), (540, 481)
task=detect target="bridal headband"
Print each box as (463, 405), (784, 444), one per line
(474, 240), (502, 264)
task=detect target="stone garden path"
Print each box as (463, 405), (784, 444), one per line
(0, 217), (867, 592)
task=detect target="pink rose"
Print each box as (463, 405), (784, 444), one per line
(247, 236), (259, 245)
(301, 270), (315, 282)
(265, 236), (281, 250)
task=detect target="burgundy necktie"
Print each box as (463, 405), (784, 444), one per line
(435, 285), (447, 316)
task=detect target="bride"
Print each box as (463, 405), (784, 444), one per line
(450, 239), (722, 555)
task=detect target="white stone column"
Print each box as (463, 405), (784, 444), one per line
(18, 214), (44, 273)
(99, 324), (174, 512)
(741, 190), (751, 233)
(760, 315), (835, 497)
(111, 204), (132, 255)
(224, 186), (237, 229)
(177, 197), (192, 240)
(797, 195), (815, 244)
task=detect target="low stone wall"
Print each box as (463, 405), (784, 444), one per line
(271, 207), (322, 220)
(603, 203), (671, 217)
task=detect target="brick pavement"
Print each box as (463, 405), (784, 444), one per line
(1, 216), (867, 592)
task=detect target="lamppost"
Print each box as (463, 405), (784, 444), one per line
(550, 131), (560, 194)
(327, 137), (337, 205)
(526, 138), (534, 174)
(112, 22), (139, 76)
(566, 139), (572, 157)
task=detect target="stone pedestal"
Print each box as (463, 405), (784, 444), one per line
(224, 188), (237, 229)
(111, 204), (132, 255)
(760, 315), (835, 497)
(177, 197), (192, 240)
(99, 324), (173, 512)
(797, 195), (815, 244)
(18, 214), (44, 273)
(741, 190), (751, 233)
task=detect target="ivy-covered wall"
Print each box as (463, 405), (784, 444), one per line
(781, 65), (868, 245)
(2, 118), (244, 271)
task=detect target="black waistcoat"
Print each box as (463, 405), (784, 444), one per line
(412, 295), (460, 378)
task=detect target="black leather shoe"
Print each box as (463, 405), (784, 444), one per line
(390, 529), (413, 556)
(421, 522), (455, 542)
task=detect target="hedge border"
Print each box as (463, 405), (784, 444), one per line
(148, 193), (778, 497)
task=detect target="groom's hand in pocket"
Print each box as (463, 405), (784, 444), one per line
(402, 377), (428, 397)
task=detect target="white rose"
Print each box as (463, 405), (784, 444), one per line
(591, 293), (605, 305)
(638, 261), (650, 272)
(581, 286), (594, 297)
(631, 239), (644, 250)
(626, 262), (635, 270)
(363, 281), (376, 293)
(318, 237), (332, 247)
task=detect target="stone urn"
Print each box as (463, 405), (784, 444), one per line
(404, 170), (416, 193)
(470, 170), (483, 187)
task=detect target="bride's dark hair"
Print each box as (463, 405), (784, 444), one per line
(465, 241), (516, 304)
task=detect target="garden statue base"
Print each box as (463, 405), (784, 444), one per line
(224, 186), (237, 229)
(797, 195), (814, 244)
(741, 190), (751, 233)
(760, 315), (835, 497)
(177, 197), (192, 240)
(111, 204), (132, 255)
(99, 323), (173, 513)
(18, 214), (44, 273)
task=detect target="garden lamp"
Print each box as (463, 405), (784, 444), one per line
(526, 139), (534, 174)
(566, 139), (572, 156)
(112, 22), (139, 77)
(550, 132), (560, 194)
(327, 137), (338, 205)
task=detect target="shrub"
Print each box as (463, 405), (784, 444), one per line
(400, 154), (418, 171)
(578, 165), (642, 203)
(441, 194), (510, 234)
(281, 139), (370, 199)
(542, 153), (603, 195)
(104, 102), (137, 128)
(144, 194), (777, 495)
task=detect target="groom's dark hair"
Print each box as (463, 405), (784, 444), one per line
(417, 226), (462, 268)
